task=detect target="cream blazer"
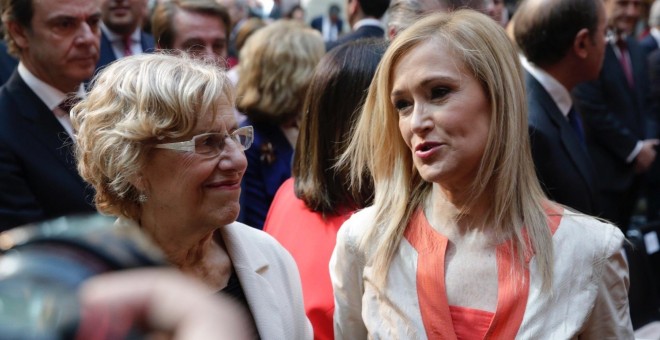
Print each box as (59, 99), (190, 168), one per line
(330, 206), (633, 339)
(115, 218), (313, 340)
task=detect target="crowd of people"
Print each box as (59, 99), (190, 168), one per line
(0, 0), (658, 338)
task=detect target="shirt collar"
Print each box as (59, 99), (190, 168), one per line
(520, 55), (572, 117)
(353, 18), (383, 30)
(17, 62), (84, 111)
(651, 27), (660, 47)
(101, 22), (141, 43)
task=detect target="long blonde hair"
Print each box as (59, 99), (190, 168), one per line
(340, 10), (553, 290)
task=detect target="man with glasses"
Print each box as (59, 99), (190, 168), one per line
(0, 0), (102, 230)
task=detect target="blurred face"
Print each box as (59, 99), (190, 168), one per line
(11, 0), (102, 93)
(392, 40), (490, 189)
(101, 0), (147, 35)
(140, 98), (248, 230)
(603, 0), (642, 34)
(487, 0), (505, 24)
(290, 8), (305, 22)
(172, 9), (228, 64)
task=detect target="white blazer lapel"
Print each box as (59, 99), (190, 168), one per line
(221, 223), (287, 340)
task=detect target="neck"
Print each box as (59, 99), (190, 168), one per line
(541, 63), (577, 92)
(140, 210), (218, 270)
(429, 183), (492, 233)
(22, 59), (80, 93)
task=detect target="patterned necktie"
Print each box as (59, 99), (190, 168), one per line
(567, 106), (586, 148)
(58, 96), (80, 115)
(616, 38), (634, 88)
(123, 35), (133, 57)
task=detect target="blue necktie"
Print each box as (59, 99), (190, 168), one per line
(567, 106), (586, 148)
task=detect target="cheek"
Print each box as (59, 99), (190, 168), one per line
(398, 118), (413, 148)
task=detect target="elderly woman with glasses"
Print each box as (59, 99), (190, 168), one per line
(72, 53), (312, 340)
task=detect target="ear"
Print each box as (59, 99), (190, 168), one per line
(388, 26), (397, 40)
(7, 21), (30, 51)
(573, 28), (590, 59)
(347, 0), (359, 18)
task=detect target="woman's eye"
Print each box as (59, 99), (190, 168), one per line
(394, 99), (412, 112)
(431, 87), (450, 99)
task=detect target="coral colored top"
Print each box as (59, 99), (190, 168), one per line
(331, 203), (633, 339)
(264, 178), (352, 340)
(449, 306), (494, 340)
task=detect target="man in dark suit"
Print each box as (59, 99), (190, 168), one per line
(0, 40), (18, 85)
(572, 0), (657, 233)
(640, 0), (660, 56)
(311, 4), (343, 43)
(96, 0), (154, 72)
(0, 0), (101, 230)
(514, 0), (607, 216)
(325, 0), (389, 51)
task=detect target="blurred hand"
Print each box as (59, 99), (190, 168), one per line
(634, 139), (659, 173)
(77, 269), (254, 340)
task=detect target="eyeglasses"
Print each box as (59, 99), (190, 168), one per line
(153, 126), (254, 157)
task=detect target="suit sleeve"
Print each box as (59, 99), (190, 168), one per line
(330, 220), (368, 339)
(572, 79), (640, 162)
(648, 51), (660, 138)
(0, 140), (44, 230)
(578, 228), (634, 339)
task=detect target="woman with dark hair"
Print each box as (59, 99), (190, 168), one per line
(263, 39), (387, 340)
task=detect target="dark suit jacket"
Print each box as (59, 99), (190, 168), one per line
(0, 71), (96, 230)
(0, 41), (18, 86)
(526, 72), (598, 215)
(650, 49), (660, 117)
(310, 16), (343, 38)
(237, 120), (293, 230)
(572, 38), (653, 192)
(640, 34), (659, 56)
(325, 24), (384, 51)
(95, 30), (155, 73)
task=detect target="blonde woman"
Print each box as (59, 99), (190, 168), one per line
(236, 20), (324, 229)
(331, 10), (633, 339)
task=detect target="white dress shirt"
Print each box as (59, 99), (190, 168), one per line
(101, 23), (143, 58)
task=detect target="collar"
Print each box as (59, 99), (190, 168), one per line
(520, 55), (572, 117)
(651, 27), (660, 47)
(17, 62), (85, 111)
(353, 18), (383, 30)
(101, 22), (141, 43)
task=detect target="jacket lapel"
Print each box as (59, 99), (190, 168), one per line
(5, 72), (79, 178)
(220, 223), (285, 339)
(528, 75), (597, 196)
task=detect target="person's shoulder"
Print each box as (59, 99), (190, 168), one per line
(226, 221), (293, 257)
(555, 210), (625, 256)
(336, 206), (376, 245)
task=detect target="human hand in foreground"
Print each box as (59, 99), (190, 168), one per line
(77, 269), (253, 340)
(634, 139), (659, 173)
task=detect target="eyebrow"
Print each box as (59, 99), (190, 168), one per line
(390, 75), (459, 97)
(47, 11), (102, 23)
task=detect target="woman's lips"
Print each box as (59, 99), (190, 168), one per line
(414, 141), (444, 159)
(205, 180), (241, 190)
